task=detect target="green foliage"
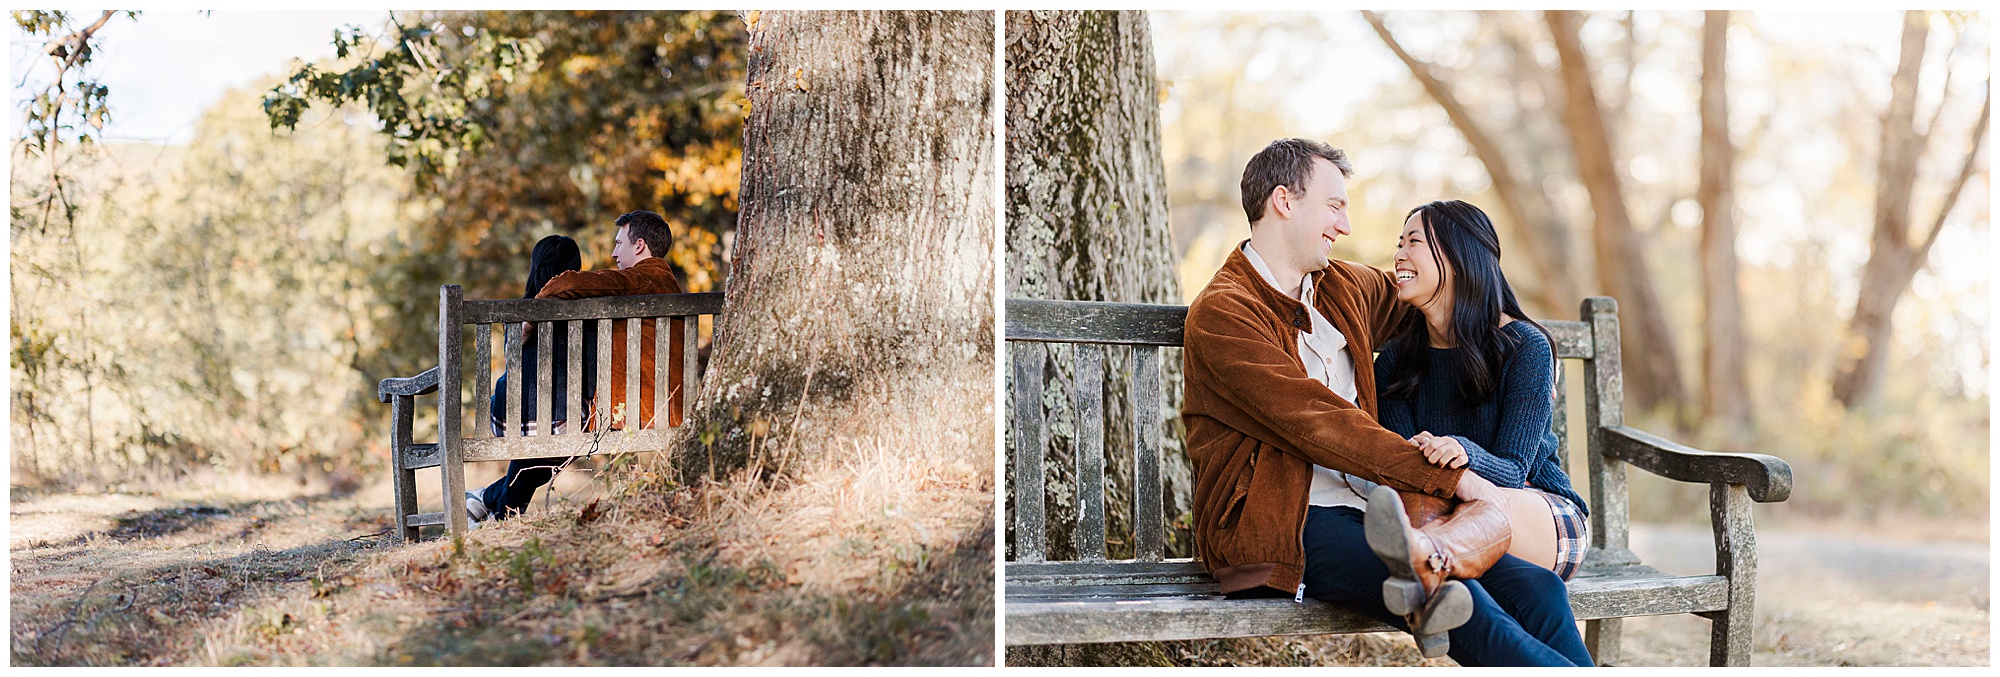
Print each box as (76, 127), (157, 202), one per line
(263, 18), (542, 190)
(267, 11), (746, 294)
(269, 11), (748, 393)
(12, 10), (139, 155)
(12, 10), (142, 230)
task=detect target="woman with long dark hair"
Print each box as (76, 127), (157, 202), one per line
(1375, 199), (1589, 580)
(466, 234), (597, 523)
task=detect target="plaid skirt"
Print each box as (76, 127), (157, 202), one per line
(1537, 489), (1590, 581)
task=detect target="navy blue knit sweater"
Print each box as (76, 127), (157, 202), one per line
(1374, 321), (1588, 515)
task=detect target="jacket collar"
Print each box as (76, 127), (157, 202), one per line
(1220, 240), (1310, 325)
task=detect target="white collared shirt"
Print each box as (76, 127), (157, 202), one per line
(1242, 242), (1381, 510)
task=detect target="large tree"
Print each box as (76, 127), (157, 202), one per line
(1004, 10), (1192, 563)
(1831, 10), (1990, 409)
(1697, 10), (1753, 443)
(668, 10), (995, 486)
(1545, 9), (1690, 418)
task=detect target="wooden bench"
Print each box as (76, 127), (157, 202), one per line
(377, 285), (724, 541)
(1005, 296), (1793, 666)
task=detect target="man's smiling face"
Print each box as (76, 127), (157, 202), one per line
(1272, 157), (1351, 275)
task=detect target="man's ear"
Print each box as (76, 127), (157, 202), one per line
(632, 237), (652, 259)
(1268, 184), (1293, 221)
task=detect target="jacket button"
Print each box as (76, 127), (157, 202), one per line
(1293, 319), (1305, 328)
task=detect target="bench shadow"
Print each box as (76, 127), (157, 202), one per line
(10, 531), (385, 666)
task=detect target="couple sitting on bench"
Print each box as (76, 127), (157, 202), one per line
(1184, 138), (1590, 666)
(465, 210), (687, 525)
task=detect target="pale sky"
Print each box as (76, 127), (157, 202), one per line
(10, 10), (386, 145)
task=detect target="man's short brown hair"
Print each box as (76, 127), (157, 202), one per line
(615, 210), (674, 257)
(1240, 138), (1353, 225)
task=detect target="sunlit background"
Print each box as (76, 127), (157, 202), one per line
(1152, 10), (1988, 523)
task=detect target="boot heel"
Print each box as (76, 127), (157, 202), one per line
(1383, 576), (1425, 616)
(1416, 579), (1473, 635)
(1414, 631), (1451, 658)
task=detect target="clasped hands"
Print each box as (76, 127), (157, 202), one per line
(1411, 431), (1505, 504)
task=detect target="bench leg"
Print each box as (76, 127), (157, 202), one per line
(1585, 618), (1621, 666)
(1705, 483), (1757, 666)
(442, 456), (468, 539)
(391, 394), (421, 543)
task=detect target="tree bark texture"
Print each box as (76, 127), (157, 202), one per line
(1005, 10), (1192, 561)
(1362, 10), (1579, 315)
(1544, 10), (1688, 417)
(1697, 10), (1753, 443)
(672, 11), (995, 483)
(1832, 11), (1989, 408)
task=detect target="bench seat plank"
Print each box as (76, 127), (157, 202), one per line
(1005, 573), (1729, 645)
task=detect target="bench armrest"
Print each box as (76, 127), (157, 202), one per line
(378, 367), (440, 403)
(1601, 425), (1792, 502)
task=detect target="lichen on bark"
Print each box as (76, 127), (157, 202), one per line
(671, 11), (996, 487)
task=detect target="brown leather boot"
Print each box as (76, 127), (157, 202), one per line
(1367, 486), (1513, 595)
(1401, 490), (1451, 528)
(1365, 486), (1513, 655)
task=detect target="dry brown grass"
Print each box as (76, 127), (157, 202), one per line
(11, 370), (995, 666)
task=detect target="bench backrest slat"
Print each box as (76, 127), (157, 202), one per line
(1074, 343), (1107, 562)
(1012, 341), (1049, 562)
(1131, 344), (1166, 562)
(625, 318), (641, 427)
(682, 316), (699, 424)
(536, 321), (554, 431)
(655, 318), (671, 427)
(474, 323), (494, 440)
(1004, 298), (1619, 567)
(567, 319), (583, 432)
(1007, 299), (1186, 345)
(462, 292), (723, 324)
(596, 318), (613, 433)
(505, 321), (525, 436)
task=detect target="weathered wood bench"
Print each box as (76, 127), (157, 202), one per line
(1005, 296), (1793, 666)
(377, 285), (723, 541)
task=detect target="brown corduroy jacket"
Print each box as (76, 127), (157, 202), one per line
(1182, 245), (1466, 597)
(538, 256), (686, 429)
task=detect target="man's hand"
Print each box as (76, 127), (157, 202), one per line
(1453, 468), (1505, 505)
(1411, 431), (1468, 469)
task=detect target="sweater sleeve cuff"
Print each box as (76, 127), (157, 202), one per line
(1455, 435), (1527, 488)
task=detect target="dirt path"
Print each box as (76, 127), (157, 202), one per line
(9, 486), (394, 665)
(1617, 521), (1989, 666)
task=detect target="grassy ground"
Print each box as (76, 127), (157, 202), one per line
(10, 415), (994, 666)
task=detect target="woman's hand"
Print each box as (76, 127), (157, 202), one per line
(1411, 431), (1468, 469)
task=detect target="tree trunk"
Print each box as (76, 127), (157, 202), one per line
(1832, 11), (1988, 409)
(1697, 10), (1753, 444)
(1362, 10), (1579, 316)
(671, 11), (995, 485)
(1544, 9), (1688, 418)
(1004, 10), (1191, 562)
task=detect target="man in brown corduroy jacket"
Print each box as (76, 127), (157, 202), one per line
(1181, 139), (1590, 665)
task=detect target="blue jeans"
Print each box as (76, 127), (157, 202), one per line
(1300, 505), (1592, 666)
(477, 455), (568, 520)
